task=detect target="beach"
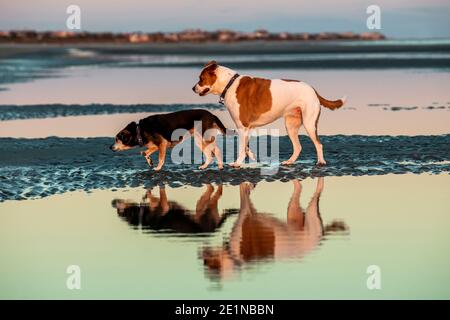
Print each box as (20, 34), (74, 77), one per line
(0, 40), (449, 299)
(1, 174), (449, 299)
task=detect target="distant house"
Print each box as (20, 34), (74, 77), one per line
(128, 33), (150, 43)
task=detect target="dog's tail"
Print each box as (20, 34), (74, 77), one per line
(213, 115), (228, 134)
(314, 89), (346, 110)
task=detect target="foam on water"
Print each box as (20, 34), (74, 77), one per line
(0, 135), (448, 202)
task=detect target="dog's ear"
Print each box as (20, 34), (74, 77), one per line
(204, 60), (217, 68)
(118, 129), (132, 143)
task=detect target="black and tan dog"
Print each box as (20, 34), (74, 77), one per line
(110, 109), (226, 171)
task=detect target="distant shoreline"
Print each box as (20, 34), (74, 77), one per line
(2, 38), (450, 60)
(0, 29), (385, 44)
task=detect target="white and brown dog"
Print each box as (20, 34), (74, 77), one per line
(193, 61), (346, 166)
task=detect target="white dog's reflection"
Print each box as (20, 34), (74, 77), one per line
(202, 178), (348, 280)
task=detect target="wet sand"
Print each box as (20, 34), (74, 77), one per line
(1, 135), (449, 202)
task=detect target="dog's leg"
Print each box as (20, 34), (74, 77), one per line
(199, 141), (215, 170)
(246, 145), (256, 161)
(193, 132), (206, 169)
(145, 188), (161, 211)
(239, 182), (256, 214)
(215, 182), (255, 266)
(194, 129), (215, 170)
(282, 108), (303, 165)
(213, 143), (224, 169)
(141, 145), (158, 167)
(159, 186), (170, 215)
(304, 104), (326, 165)
(244, 129), (256, 161)
(208, 184), (223, 226)
(143, 188), (154, 202)
(304, 177), (324, 237)
(154, 140), (168, 171)
(211, 184), (223, 203)
(230, 128), (249, 167)
(287, 180), (305, 230)
(195, 184), (214, 218)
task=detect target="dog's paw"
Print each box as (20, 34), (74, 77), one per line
(218, 164), (224, 170)
(245, 182), (255, 191)
(198, 164), (208, 170)
(229, 162), (241, 168)
(282, 160), (295, 165)
(247, 151), (256, 161)
(240, 182), (255, 195)
(316, 160), (327, 166)
(153, 167), (162, 171)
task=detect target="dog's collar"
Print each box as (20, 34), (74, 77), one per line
(135, 122), (144, 147)
(219, 73), (239, 105)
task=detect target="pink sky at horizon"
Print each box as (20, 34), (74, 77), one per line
(1, 0), (450, 38)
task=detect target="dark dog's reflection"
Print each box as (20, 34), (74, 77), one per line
(112, 184), (237, 233)
(202, 178), (348, 280)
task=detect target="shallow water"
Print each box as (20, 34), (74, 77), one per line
(1, 40), (450, 88)
(1, 174), (449, 299)
(1, 102), (450, 122)
(0, 103), (223, 121)
(2, 46), (450, 137)
(0, 40), (449, 299)
(1, 135), (449, 202)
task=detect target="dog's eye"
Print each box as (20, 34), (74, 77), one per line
(122, 134), (131, 143)
(117, 133), (128, 143)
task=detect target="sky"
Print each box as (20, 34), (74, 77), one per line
(1, 0), (450, 38)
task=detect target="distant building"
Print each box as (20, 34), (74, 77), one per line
(128, 33), (150, 43)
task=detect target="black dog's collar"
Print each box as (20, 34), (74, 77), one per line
(219, 73), (239, 105)
(135, 122), (144, 146)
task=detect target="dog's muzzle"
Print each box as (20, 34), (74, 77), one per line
(199, 88), (210, 96)
(193, 84), (210, 96)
